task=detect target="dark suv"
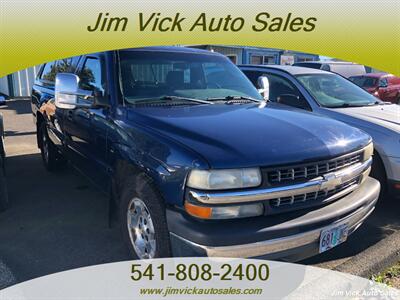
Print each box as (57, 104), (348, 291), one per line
(31, 47), (379, 261)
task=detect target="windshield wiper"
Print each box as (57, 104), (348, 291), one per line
(133, 95), (214, 105)
(327, 103), (369, 108)
(206, 95), (261, 103)
(367, 100), (392, 106)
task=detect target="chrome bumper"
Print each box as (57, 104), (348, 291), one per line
(170, 176), (380, 260)
(189, 157), (372, 204)
(171, 206), (373, 258)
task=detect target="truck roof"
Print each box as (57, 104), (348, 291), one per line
(296, 61), (362, 65)
(119, 46), (222, 56)
(239, 64), (333, 75)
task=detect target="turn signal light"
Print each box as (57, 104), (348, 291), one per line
(184, 201), (264, 220)
(184, 202), (212, 219)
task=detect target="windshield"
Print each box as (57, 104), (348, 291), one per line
(296, 74), (379, 108)
(349, 76), (378, 88)
(118, 50), (262, 104)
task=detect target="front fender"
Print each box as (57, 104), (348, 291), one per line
(109, 125), (209, 207)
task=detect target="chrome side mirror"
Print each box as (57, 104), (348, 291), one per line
(257, 76), (270, 101)
(55, 73), (93, 109)
(55, 73), (80, 109)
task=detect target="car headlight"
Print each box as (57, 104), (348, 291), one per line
(187, 168), (262, 190)
(363, 142), (374, 161)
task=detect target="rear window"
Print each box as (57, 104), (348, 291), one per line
(293, 62), (322, 69)
(349, 76), (378, 88)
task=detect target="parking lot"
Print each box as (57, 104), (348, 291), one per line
(0, 99), (399, 286)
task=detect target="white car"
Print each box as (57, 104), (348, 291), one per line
(240, 65), (400, 197)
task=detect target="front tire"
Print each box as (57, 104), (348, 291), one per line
(119, 172), (172, 259)
(38, 122), (65, 172)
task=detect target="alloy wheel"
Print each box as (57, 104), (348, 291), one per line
(127, 197), (156, 259)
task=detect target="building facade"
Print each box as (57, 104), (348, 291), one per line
(187, 45), (319, 65)
(0, 66), (39, 98)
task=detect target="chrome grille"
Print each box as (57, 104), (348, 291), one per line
(270, 177), (360, 207)
(268, 152), (363, 184)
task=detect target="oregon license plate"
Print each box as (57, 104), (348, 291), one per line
(319, 224), (349, 253)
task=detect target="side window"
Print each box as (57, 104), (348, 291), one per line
(57, 56), (80, 73)
(79, 57), (104, 94)
(243, 70), (310, 109)
(265, 74), (302, 102)
(39, 57), (80, 84)
(40, 61), (58, 83)
(243, 71), (301, 100)
(321, 64), (330, 71)
(243, 70), (263, 87)
(378, 78), (388, 87)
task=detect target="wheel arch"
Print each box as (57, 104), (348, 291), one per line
(371, 149), (388, 194)
(111, 159), (165, 210)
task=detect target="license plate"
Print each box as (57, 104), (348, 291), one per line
(319, 224), (349, 253)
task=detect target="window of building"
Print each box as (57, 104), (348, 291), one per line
(297, 57), (314, 63)
(226, 55), (238, 64)
(250, 55), (276, 65)
(263, 56), (275, 64)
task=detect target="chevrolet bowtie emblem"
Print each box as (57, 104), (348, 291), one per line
(320, 173), (343, 191)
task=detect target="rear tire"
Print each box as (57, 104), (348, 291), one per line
(38, 122), (65, 172)
(118, 171), (172, 259)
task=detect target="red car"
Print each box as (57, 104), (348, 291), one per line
(350, 73), (400, 104)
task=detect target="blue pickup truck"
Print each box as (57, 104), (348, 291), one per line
(31, 47), (380, 261)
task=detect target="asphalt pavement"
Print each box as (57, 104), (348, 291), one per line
(0, 99), (399, 287)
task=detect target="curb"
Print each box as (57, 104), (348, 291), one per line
(0, 260), (16, 290)
(334, 230), (400, 278)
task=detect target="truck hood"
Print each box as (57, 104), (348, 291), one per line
(327, 104), (400, 134)
(126, 103), (370, 168)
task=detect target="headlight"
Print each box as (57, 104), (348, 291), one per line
(184, 201), (264, 219)
(187, 168), (262, 190)
(363, 142), (374, 161)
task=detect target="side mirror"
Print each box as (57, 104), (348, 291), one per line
(55, 73), (96, 110)
(0, 96), (6, 106)
(257, 76), (270, 101)
(277, 94), (307, 109)
(55, 73), (81, 109)
(378, 80), (388, 88)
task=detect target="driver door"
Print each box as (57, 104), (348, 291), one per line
(63, 55), (108, 186)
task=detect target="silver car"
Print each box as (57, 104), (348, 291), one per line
(240, 65), (400, 197)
